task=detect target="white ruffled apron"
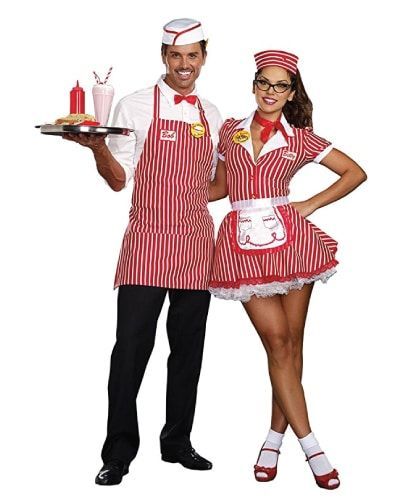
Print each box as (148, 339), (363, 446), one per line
(231, 197), (290, 254)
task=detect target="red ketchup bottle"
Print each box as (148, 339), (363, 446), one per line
(70, 81), (85, 114)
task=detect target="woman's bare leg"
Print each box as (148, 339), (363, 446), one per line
(243, 294), (311, 438)
(270, 284), (314, 433)
(246, 286), (339, 488)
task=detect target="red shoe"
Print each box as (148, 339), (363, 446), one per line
(306, 451), (340, 490)
(254, 447), (280, 482)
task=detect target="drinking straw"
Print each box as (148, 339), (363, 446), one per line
(103, 66), (113, 84)
(93, 71), (101, 84)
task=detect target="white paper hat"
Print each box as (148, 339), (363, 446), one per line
(162, 18), (205, 45)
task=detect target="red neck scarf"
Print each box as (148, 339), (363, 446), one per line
(174, 94), (197, 105)
(253, 110), (288, 143)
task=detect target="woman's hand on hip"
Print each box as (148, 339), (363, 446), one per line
(290, 200), (317, 218)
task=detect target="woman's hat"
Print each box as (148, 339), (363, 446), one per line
(162, 18), (205, 46)
(254, 50), (298, 74)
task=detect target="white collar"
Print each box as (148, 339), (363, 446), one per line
(157, 75), (198, 107)
(236, 110), (294, 162)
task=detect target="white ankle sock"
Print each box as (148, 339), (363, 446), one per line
(298, 432), (339, 487)
(255, 429), (284, 478)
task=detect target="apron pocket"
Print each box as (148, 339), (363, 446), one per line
(230, 205), (292, 255)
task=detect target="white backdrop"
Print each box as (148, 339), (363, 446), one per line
(1, 0), (398, 498)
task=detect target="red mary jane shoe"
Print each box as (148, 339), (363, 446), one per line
(306, 451), (340, 490)
(254, 447), (280, 482)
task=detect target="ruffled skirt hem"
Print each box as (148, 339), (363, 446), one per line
(209, 266), (337, 302)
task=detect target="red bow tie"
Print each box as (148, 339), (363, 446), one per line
(253, 110), (288, 143)
(174, 94), (197, 105)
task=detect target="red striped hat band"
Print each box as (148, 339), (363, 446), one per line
(254, 50), (298, 74)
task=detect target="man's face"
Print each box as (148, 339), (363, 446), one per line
(162, 42), (206, 95)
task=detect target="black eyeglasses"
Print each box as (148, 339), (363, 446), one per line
(253, 79), (292, 93)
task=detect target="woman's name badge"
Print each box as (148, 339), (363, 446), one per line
(191, 122), (205, 138)
(233, 130), (250, 143)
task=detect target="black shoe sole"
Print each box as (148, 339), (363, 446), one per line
(161, 456), (212, 470)
(161, 455), (179, 464)
(95, 467), (129, 485)
(95, 478), (123, 486)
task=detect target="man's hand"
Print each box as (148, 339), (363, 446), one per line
(62, 132), (125, 191)
(62, 133), (107, 151)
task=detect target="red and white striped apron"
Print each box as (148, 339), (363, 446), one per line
(114, 86), (214, 290)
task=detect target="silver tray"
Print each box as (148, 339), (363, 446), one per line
(35, 124), (133, 136)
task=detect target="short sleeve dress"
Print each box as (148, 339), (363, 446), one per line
(209, 112), (338, 302)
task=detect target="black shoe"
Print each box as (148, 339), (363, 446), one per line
(161, 447), (212, 470)
(95, 459), (129, 485)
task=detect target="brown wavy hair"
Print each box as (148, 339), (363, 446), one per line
(161, 40), (207, 57)
(254, 69), (313, 128)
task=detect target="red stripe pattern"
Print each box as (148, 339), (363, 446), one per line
(209, 118), (338, 296)
(254, 50), (298, 74)
(114, 86), (214, 290)
(218, 118), (333, 200)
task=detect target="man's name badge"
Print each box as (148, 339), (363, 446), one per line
(233, 130), (250, 143)
(160, 130), (177, 141)
(191, 122), (205, 138)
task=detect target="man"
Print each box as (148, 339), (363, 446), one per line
(64, 18), (222, 485)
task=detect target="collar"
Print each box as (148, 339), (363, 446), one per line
(235, 110), (294, 162)
(157, 75), (198, 107)
(277, 113), (294, 137)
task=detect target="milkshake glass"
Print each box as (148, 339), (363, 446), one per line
(92, 84), (114, 126)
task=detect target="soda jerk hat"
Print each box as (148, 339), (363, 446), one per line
(254, 50), (298, 74)
(162, 18), (205, 45)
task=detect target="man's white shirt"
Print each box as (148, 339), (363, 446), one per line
(108, 76), (223, 187)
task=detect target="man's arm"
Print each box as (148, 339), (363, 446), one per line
(63, 133), (126, 191)
(209, 159), (227, 201)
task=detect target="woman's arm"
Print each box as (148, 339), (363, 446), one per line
(209, 159), (228, 201)
(291, 148), (367, 217)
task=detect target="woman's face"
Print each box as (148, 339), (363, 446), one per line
(253, 65), (295, 118)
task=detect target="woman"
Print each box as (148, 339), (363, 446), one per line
(209, 50), (366, 489)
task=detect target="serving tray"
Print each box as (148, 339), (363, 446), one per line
(35, 124), (133, 136)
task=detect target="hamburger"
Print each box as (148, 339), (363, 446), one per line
(55, 113), (99, 125)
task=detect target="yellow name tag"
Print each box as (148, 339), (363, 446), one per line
(191, 122), (205, 138)
(233, 130), (250, 143)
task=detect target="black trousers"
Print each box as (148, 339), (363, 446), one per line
(101, 284), (211, 465)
